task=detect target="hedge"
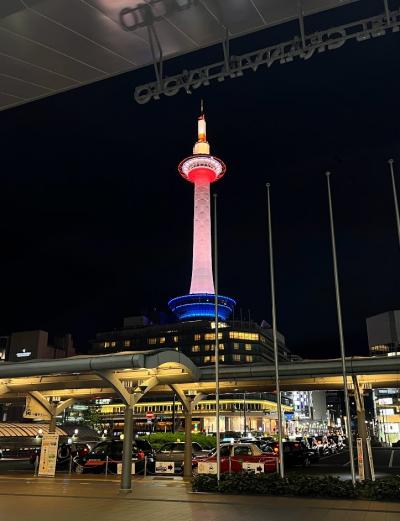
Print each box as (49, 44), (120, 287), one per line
(138, 432), (216, 451)
(192, 473), (400, 501)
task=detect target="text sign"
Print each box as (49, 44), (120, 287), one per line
(23, 395), (51, 421)
(198, 461), (217, 474)
(38, 434), (59, 477)
(155, 461), (175, 474)
(357, 438), (365, 481)
(117, 463), (136, 475)
(242, 462), (264, 473)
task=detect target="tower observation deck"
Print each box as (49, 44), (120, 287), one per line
(168, 106), (235, 321)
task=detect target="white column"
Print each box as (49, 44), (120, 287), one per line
(190, 179), (215, 294)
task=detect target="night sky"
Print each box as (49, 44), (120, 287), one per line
(1, 1), (399, 359)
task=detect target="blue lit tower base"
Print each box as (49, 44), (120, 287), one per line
(168, 293), (235, 321)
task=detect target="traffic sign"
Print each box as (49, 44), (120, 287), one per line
(146, 411), (155, 419)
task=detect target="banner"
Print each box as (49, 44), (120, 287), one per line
(198, 461), (217, 474)
(155, 462), (175, 474)
(117, 463), (136, 475)
(356, 437), (365, 481)
(23, 395), (51, 420)
(38, 433), (59, 477)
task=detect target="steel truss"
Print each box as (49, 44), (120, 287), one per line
(134, 5), (400, 104)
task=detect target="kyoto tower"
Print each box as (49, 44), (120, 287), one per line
(168, 104), (235, 320)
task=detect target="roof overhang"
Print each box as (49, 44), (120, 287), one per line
(0, 0), (360, 111)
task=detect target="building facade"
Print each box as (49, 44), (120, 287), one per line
(90, 316), (290, 366)
(367, 310), (400, 444)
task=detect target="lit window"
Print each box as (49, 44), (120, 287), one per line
(159, 337), (166, 344)
(229, 332), (259, 341)
(219, 343), (224, 350)
(233, 343), (240, 350)
(104, 342), (110, 348)
(233, 354), (241, 362)
(245, 355), (253, 363)
(245, 344), (252, 351)
(219, 355), (224, 362)
(192, 345), (200, 353)
(148, 338), (157, 345)
(204, 333), (223, 340)
(111, 341), (116, 347)
(204, 356), (210, 363)
(194, 334), (201, 341)
(205, 344), (211, 352)
(124, 340), (131, 348)
(173, 336), (179, 343)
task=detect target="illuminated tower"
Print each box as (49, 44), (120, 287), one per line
(168, 105), (235, 320)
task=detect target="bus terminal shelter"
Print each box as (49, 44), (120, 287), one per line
(1, 349), (400, 490)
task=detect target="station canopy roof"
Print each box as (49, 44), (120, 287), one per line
(0, 0), (358, 111)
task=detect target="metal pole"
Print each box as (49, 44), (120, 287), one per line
(388, 159), (400, 248)
(172, 393), (176, 433)
(325, 172), (356, 485)
(243, 392), (247, 435)
(213, 192), (220, 482)
(266, 183), (284, 478)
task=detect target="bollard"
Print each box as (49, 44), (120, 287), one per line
(144, 456), (147, 477)
(68, 455), (73, 475)
(105, 456), (109, 477)
(228, 456), (231, 474)
(33, 454), (39, 477)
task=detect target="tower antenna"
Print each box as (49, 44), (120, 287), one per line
(200, 98), (204, 114)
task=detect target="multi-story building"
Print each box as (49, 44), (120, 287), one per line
(90, 316), (290, 366)
(0, 330), (76, 422)
(367, 310), (400, 444)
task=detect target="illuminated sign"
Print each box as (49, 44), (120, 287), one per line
(16, 349), (32, 358)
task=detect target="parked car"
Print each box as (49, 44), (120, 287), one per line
(264, 440), (318, 466)
(74, 439), (154, 474)
(30, 442), (93, 468)
(193, 443), (278, 474)
(155, 441), (206, 472)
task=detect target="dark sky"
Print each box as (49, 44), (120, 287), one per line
(1, 1), (399, 359)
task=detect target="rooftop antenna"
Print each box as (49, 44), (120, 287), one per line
(200, 98), (204, 114)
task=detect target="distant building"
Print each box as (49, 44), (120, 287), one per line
(366, 310), (400, 356)
(90, 316), (290, 366)
(7, 330), (76, 362)
(366, 310), (400, 444)
(0, 330), (76, 422)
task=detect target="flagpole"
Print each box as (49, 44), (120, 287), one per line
(266, 183), (284, 478)
(388, 159), (400, 248)
(213, 193), (220, 482)
(325, 171), (356, 485)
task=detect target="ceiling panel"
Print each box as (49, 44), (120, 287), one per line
(0, 0), (361, 111)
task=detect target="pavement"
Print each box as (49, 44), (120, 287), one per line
(0, 474), (399, 521)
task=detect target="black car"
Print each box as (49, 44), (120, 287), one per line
(75, 439), (154, 474)
(264, 440), (318, 466)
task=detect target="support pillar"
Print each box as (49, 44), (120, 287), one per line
(48, 414), (57, 434)
(120, 405), (133, 493)
(184, 407), (192, 478)
(353, 376), (372, 481)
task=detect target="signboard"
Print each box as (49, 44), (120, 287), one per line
(366, 437), (375, 482)
(155, 462), (175, 474)
(38, 434), (59, 477)
(284, 413), (294, 421)
(356, 437), (365, 481)
(198, 461), (217, 474)
(23, 395), (51, 421)
(117, 463), (136, 475)
(146, 411), (155, 419)
(242, 462), (264, 473)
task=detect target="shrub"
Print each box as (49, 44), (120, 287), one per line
(138, 432), (216, 451)
(192, 472), (400, 501)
